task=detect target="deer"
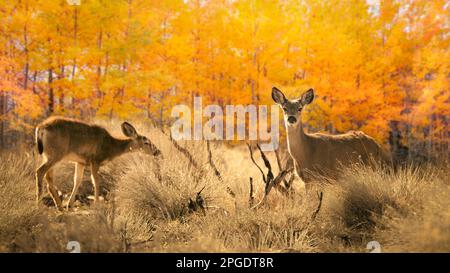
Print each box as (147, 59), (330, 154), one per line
(272, 87), (391, 192)
(35, 116), (161, 211)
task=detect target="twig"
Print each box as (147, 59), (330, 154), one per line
(264, 168), (293, 197)
(249, 177), (254, 208)
(247, 142), (294, 209)
(158, 127), (237, 197)
(169, 137), (201, 170)
(198, 185), (206, 195)
(188, 186), (206, 215)
(246, 143), (266, 183)
(158, 127), (231, 188)
(206, 140), (236, 197)
(255, 143), (292, 197)
(256, 144), (274, 183)
(274, 148), (283, 170)
(310, 191), (323, 221)
(206, 140), (223, 182)
(226, 187), (236, 198)
(153, 157), (163, 183)
(275, 149), (295, 191)
(157, 127), (201, 170)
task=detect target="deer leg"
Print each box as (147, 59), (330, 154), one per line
(66, 163), (85, 210)
(90, 163), (100, 204)
(45, 168), (63, 211)
(35, 159), (56, 206)
(35, 162), (46, 205)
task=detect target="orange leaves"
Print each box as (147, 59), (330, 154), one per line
(0, 55), (43, 124)
(0, 0), (447, 148)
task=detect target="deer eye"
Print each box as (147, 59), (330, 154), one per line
(298, 108), (302, 112)
(282, 107), (287, 111)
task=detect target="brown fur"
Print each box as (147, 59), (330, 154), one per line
(287, 123), (390, 183)
(35, 116), (161, 210)
(272, 87), (391, 189)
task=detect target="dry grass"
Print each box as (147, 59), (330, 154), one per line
(316, 164), (450, 252)
(0, 121), (448, 253)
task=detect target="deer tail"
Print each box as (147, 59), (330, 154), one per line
(35, 127), (44, 155)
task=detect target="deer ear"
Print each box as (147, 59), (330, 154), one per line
(121, 122), (138, 138)
(301, 88), (314, 105)
(272, 87), (286, 105)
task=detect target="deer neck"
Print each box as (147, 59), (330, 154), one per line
(104, 137), (133, 162)
(286, 120), (309, 163)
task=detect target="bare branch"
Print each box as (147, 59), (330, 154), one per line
(157, 127), (201, 170)
(206, 140), (222, 182)
(256, 143), (274, 183)
(246, 142), (266, 183)
(226, 187), (236, 198)
(247, 142), (294, 209)
(153, 157), (163, 183)
(156, 127), (235, 199)
(284, 173), (295, 191)
(206, 140), (235, 197)
(249, 167), (294, 210)
(264, 168), (293, 197)
(249, 177), (254, 208)
(274, 148), (283, 170)
(310, 191), (323, 221)
(188, 187), (206, 215)
(197, 185), (206, 195)
(275, 149), (295, 192)
(170, 138), (201, 170)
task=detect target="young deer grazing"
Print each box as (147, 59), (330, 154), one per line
(35, 117), (161, 211)
(272, 87), (390, 190)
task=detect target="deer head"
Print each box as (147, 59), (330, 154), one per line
(121, 122), (161, 156)
(271, 87), (314, 126)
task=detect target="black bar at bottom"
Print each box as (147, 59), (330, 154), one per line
(0, 252), (446, 272)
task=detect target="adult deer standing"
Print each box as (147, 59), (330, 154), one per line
(272, 87), (390, 191)
(35, 117), (161, 211)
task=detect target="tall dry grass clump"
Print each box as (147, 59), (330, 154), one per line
(112, 139), (235, 247)
(318, 163), (450, 252)
(0, 152), (42, 250)
(131, 196), (321, 253)
(0, 152), (123, 252)
(195, 197), (320, 253)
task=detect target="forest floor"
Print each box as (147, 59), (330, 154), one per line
(0, 121), (449, 253)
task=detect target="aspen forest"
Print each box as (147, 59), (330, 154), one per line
(0, 0), (448, 157)
(0, 0), (449, 253)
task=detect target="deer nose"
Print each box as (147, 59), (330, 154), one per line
(287, 116), (297, 124)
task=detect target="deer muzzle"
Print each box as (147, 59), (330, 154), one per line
(287, 116), (297, 124)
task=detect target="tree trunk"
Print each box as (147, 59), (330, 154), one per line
(59, 64), (65, 113)
(48, 68), (54, 114)
(0, 92), (4, 150)
(32, 71), (37, 94)
(23, 26), (29, 89)
(72, 6), (78, 80)
(23, 0), (29, 90)
(96, 29), (103, 107)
